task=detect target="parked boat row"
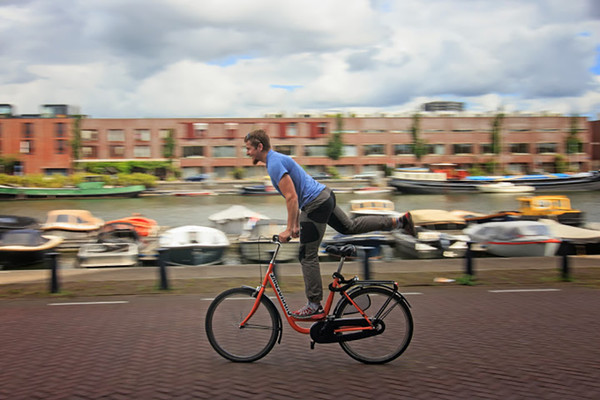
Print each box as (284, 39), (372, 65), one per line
(390, 165), (600, 194)
(1, 195), (599, 269)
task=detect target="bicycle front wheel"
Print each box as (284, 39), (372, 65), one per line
(335, 286), (413, 364)
(205, 287), (280, 362)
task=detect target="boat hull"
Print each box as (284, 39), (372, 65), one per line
(0, 185), (145, 199)
(390, 171), (600, 194)
(77, 243), (139, 268)
(164, 246), (227, 266)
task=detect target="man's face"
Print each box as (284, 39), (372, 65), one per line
(245, 141), (261, 165)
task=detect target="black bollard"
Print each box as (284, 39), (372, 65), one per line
(46, 252), (60, 294)
(157, 248), (169, 290)
(465, 241), (475, 277)
(559, 239), (572, 281)
(358, 246), (375, 280)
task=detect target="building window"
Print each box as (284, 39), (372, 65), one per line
(275, 145), (296, 156)
(81, 146), (98, 158)
(342, 145), (357, 157)
(364, 144), (385, 156)
(108, 129), (125, 141)
(22, 123), (33, 138)
(193, 123), (208, 138)
(536, 143), (557, 154)
(159, 129), (171, 139)
(394, 144), (413, 155)
(286, 123), (297, 137)
(304, 145), (328, 157)
(134, 146), (151, 157)
(225, 123), (238, 139)
(135, 129), (151, 141)
(183, 146), (204, 157)
(212, 146), (236, 158)
(318, 123), (327, 135)
(480, 143), (493, 154)
(81, 130), (98, 140)
(452, 144), (473, 154)
(509, 143), (529, 154)
(55, 122), (66, 137)
(20, 140), (34, 154)
(55, 139), (68, 154)
(426, 144), (446, 155)
(109, 145), (125, 157)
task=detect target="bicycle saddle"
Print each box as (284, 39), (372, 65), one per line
(325, 244), (356, 257)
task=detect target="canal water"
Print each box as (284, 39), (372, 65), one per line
(2, 190), (599, 228)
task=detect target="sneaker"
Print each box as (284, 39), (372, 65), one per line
(292, 303), (325, 319)
(398, 212), (415, 235)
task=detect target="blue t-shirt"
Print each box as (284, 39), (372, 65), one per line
(266, 150), (325, 209)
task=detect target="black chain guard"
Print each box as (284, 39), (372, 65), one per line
(310, 318), (384, 344)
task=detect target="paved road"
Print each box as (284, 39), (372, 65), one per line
(1, 286), (599, 399)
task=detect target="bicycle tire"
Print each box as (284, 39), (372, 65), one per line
(335, 286), (413, 364)
(205, 287), (280, 362)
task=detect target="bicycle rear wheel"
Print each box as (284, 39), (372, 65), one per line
(205, 287), (280, 362)
(335, 286), (413, 364)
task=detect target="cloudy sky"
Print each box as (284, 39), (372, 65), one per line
(1, 0), (599, 118)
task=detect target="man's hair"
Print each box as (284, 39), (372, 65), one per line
(244, 129), (271, 151)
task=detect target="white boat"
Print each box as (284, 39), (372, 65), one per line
(464, 220), (561, 257)
(77, 242), (139, 268)
(352, 186), (393, 195)
(538, 219), (600, 255)
(159, 225), (229, 266)
(393, 209), (470, 259)
(239, 219), (299, 263)
(476, 182), (535, 193)
(349, 199), (403, 218)
(208, 205), (270, 236)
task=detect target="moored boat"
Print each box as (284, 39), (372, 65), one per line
(105, 214), (158, 237)
(238, 219), (299, 263)
(40, 209), (104, 240)
(0, 229), (63, 268)
(464, 220), (561, 257)
(159, 225), (229, 266)
(0, 176), (145, 199)
(390, 167), (600, 194)
(0, 215), (39, 232)
(517, 195), (584, 226)
(240, 185), (278, 195)
(208, 205), (270, 236)
(476, 181), (535, 194)
(349, 199), (403, 218)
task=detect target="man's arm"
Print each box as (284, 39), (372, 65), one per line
(277, 173), (299, 242)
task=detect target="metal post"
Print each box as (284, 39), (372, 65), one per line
(47, 252), (59, 294)
(465, 241), (474, 277)
(560, 239), (571, 281)
(359, 246), (375, 280)
(157, 248), (169, 290)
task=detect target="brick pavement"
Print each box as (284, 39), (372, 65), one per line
(1, 286), (599, 399)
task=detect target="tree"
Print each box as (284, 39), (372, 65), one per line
(490, 111), (504, 174)
(410, 113), (426, 163)
(326, 114), (344, 160)
(565, 115), (582, 171)
(163, 128), (176, 178)
(70, 115), (84, 173)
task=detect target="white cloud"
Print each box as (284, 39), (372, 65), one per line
(1, 0), (598, 118)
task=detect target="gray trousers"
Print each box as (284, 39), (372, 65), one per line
(299, 188), (395, 303)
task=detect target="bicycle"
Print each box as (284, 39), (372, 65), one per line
(205, 235), (413, 364)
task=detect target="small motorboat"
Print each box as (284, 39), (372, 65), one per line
(349, 199), (403, 218)
(0, 229), (63, 268)
(392, 209), (470, 259)
(464, 220), (561, 257)
(239, 219), (299, 263)
(77, 221), (141, 268)
(209, 205), (270, 236)
(352, 186), (393, 195)
(159, 225), (230, 266)
(0, 215), (39, 232)
(476, 182), (535, 193)
(240, 185), (278, 195)
(104, 214), (158, 237)
(517, 195), (584, 227)
(40, 209), (104, 240)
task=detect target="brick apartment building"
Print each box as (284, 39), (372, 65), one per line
(0, 103), (595, 177)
